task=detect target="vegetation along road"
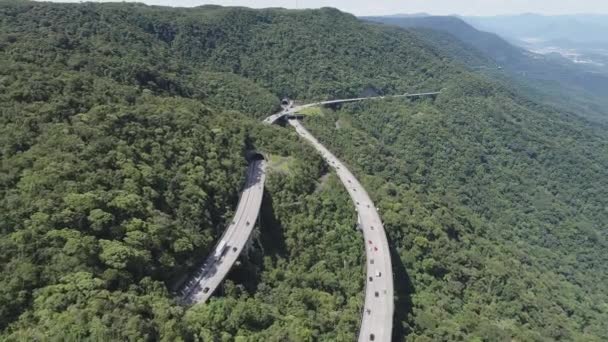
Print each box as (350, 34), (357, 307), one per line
(180, 157), (266, 304)
(263, 93), (438, 341)
(287, 117), (393, 342)
(264, 92), (441, 125)
(180, 92), (439, 339)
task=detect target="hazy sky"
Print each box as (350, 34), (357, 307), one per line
(46, 0), (608, 16)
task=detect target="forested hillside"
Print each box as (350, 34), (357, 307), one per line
(1, 1), (607, 341)
(364, 15), (608, 123)
(304, 89), (608, 340)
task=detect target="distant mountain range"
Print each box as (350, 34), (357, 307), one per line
(363, 15), (608, 122)
(363, 16), (530, 67)
(382, 13), (431, 18)
(463, 14), (608, 71)
(464, 14), (608, 45)
(367, 14), (608, 67)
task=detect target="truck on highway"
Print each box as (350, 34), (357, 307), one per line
(214, 240), (228, 259)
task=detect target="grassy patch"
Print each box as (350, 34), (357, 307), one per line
(267, 154), (296, 174)
(298, 106), (324, 117)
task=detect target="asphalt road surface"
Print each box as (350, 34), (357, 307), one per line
(288, 119), (394, 342)
(180, 159), (266, 304)
(264, 92), (440, 124)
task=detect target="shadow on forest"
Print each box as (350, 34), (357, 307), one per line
(258, 191), (288, 258)
(389, 236), (416, 341)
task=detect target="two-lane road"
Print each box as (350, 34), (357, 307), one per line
(181, 158), (266, 304)
(288, 119), (394, 342)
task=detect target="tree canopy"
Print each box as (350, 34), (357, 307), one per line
(1, 1), (607, 341)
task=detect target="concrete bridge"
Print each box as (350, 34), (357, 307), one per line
(264, 91), (441, 125)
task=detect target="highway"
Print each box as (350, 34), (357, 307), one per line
(288, 119), (394, 342)
(294, 91), (440, 110)
(180, 158), (266, 304)
(184, 92), (409, 339)
(263, 111), (288, 125)
(262, 99), (295, 124)
(264, 92), (440, 124)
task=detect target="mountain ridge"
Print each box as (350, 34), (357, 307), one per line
(1, 2), (607, 341)
(363, 14), (608, 122)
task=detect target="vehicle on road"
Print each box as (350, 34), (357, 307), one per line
(286, 118), (393, 341)
(215, 240), (227, 258)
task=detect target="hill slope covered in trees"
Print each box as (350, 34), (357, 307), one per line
(364, 16), (608, 123)
(1, 1), (607, 341)
(364, 15), (608, 123)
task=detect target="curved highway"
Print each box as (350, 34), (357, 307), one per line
(182, 92), (429, 337)
(288, 119), (394, 342)
(180, 158), (266, 304)
(264, 92), (440, 125)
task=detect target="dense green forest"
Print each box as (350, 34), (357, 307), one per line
(1, 1), (607, 341)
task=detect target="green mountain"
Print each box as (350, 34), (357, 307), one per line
(364, 15), (608, 123)
(363, 15), (554, 66)
(463, 14), (608, 86)
(1, 2), (607, 341)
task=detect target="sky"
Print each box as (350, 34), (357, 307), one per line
(45, 0), (608, 16)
